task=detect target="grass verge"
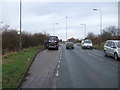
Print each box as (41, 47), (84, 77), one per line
(2, 45), (44, 88)
(93, 45), (104, 51)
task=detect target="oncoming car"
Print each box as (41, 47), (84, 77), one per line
(104, 40), (120, 60)
(66, 42), (74, 49)
(81, 39), (93, 50)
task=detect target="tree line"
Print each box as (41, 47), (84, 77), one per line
(2, 29), (49, 55)
(86, 26), (120, 46)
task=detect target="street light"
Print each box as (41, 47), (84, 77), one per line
(93, 8), (102, 34)
(53, 23), (58, 35)
(65, 16), (68, 41)
(19, 0), (22, 50)
(80, 24), (86, 39)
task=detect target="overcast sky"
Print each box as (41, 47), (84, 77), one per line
(0, 1), (118, 40)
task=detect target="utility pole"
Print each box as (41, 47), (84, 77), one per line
(81, 24), (86, 39)
(65, 16), (68, 41)
(53, 23), (58, 36)
(93, 8), (102, 34)
(19, 0), (22, 50)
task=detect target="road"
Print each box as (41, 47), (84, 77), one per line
(20, 44), (119, 88)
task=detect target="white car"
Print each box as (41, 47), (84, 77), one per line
(104, 40), (120, 60)
(81, 39), (93, 50)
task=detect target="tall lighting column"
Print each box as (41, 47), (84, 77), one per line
(65, 16), (68, 41)
(19, 0), (22, 50)
(93, 8), (102, 34)
(80, 24), (86, 39)
(53, 23), (58, 35)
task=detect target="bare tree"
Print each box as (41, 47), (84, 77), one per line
(86, 26), (119, 46)
(86, 32), (96, 40)
(0, 22), (9, 32)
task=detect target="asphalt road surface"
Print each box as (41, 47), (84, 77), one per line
(21, 44), (119, 88)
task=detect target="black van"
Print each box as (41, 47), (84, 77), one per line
(47, 36), (59, 50)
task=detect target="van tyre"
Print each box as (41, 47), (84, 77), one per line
(114, 53), (118, 60)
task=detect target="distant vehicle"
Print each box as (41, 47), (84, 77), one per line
(81, 39), (93, 50)
(47, 36), (59, 50)
(104, 40), (120, 60)
(66, 42), (74, 49)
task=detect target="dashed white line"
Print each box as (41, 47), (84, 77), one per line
(60, 54), (62, 57)
(59, 60), (61, 63)
(58, 65), (60, 68)
(56, 71), (59, 77)
(88, 53), (104, 61)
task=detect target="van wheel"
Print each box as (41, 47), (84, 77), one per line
(104, 51), (107, 57)
(114, 53), (118, 60)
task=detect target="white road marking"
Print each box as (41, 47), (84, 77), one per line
(59, 60), (61, 63)
(90, 51), (104, 57)
(58, 65), (60, 68)
(60, 54), (62, 57)
(56, 71), (59, 77)
(88, 53), (104, 61)
(88, 53), (119, 67)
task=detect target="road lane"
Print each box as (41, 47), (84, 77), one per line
(75, 45), (120, 67)
(55, 44), (118, 88)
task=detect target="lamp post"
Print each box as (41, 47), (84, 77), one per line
(65, 16), (68, 41)
(80, 24), (86, 39)
(53, 23), (58, 35)
(19, 0), (22, 50)
(93, 8), (102, 34)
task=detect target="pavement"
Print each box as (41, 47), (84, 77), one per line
(20, 44), (119, 88)
(21, 49), (61, 88)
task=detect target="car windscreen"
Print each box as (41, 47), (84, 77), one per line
(48, 36), (58, 41)
(117, 42), (120, 48)
(68, 43), (73, 45)
(84, 40), (92, 44)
